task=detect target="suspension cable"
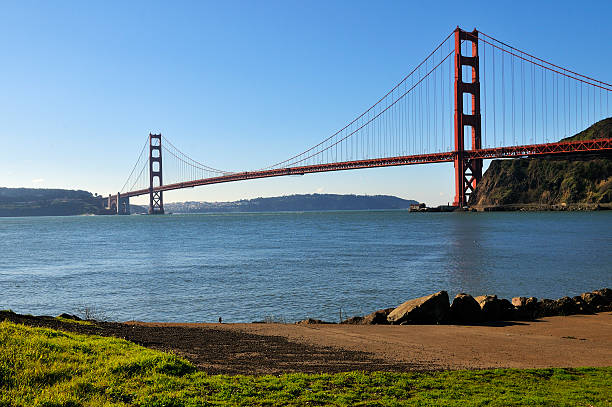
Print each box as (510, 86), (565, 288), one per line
(120, 136), (149, 193)
(478, 31), (612, 88)
(260, 29), (456, 170)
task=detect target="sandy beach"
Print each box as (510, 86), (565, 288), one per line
(122, 312), (612, 373)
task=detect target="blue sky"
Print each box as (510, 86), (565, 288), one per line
(1, 0), (610, 205)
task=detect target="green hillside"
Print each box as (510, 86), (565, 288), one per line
(165, 194), (418, 213)
(470, 118), (612, 209)
(561, 117), (612, 141)
(0, 188), (111, 216)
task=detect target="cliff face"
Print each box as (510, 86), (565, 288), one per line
(470, 118), (612, 208)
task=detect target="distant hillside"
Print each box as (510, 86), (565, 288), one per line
(165, 194), (418, 213)
(0, 188), (111, 217)
(471, 118), (612, 209)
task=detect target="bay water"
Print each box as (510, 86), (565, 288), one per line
(1, 211), (610, 322)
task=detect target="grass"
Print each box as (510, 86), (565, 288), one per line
(0, 321), (610, 406)
(54, 317), (94, 326)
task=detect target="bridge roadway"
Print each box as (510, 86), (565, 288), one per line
(117, 137), (612, 200)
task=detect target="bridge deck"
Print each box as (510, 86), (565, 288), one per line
(119, 138), (612, 199)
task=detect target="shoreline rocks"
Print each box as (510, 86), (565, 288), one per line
(387, 291), (449, 325)
(320, 288), (612, 326)
(449, 293), (481, 323)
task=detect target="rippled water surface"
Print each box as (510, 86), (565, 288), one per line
(1, 211), (611, 322)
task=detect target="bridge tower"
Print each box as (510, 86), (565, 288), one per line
(453, 28), (482, 207)
(106, 193), (130, 215)
(148, 133), (164, 214)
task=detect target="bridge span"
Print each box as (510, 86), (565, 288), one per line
(108, 27), (612, 214)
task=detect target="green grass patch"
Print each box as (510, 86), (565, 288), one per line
(54, 317), (94, 326)
(53, 317), (94, 326)
(1, 321), (610, 406)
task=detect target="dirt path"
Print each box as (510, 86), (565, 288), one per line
(215, 313), (612, 370)
(1, 311), (413, 374)
(3, 311), (611, 374)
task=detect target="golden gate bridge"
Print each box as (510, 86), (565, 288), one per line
(108, 27), (612, 214)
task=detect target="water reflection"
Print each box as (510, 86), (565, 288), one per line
(445, 214), (491, 296)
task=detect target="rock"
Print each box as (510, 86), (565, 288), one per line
(536, 299), (560, 317)
(295, 318), (333, 325)
(581, 291), (610, 312)
(555, 296), (579, 316)
(499, 298), (516, 320)
(387, 291), (450, 325)
(362, 308), (394, 325)
(449, 293), (481, 323)
(474, 295), (502, 321)
(512, 296), (538, 319)
(593, 288), (612, 303)
(591, 288), (612, 312)
(572, 296), (594, 314)
(340, 316), (364, 324)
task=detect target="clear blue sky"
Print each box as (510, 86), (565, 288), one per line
(1, 0), (610, 205)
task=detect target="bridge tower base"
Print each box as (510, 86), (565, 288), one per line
(117, 193), (130, 215)
(148, 133), (164, 215)
(107, 193), (130, 215)
(453, 28), (482, 207)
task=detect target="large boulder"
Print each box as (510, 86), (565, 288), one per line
(536, 292), (607, 318)
(535, 299), (560, 317)
(362, 308), (394, 325)
(499, 298), (516, 320)
(449, 293), (481, 323)
(581, 291), (611, 312)
(474, 295), (502, 321)
(593, 288), (612, 303)
(555, 296), (580, 316)
(387, 291), (450, 325)
(572, 296), (594, 314)
(340, 316), (364, 324)
(512, 297), (538, 320)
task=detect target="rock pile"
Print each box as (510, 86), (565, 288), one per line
(336, 288), (612, 325)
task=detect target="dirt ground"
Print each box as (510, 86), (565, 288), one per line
(3, 311), (611, 375)
(217, 313), (612, 370)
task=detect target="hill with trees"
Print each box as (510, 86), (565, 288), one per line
(470, 118), (612, 210)
(165, 194), (418, 213)
(0, 188), (111, 217)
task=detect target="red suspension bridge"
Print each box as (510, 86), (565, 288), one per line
(108, 27), (612, 215)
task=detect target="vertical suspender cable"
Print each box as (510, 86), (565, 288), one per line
(441, 44), (445, 152)
(419, 66), (423, 154)
(542, 68), (545, 143)
(511, 51), (515, 144)
(426, 58), (430, 153)
(502, 44), (506, 146)
(564, 71), (567, 137)
(492, 45), (496, 147)
(433, 54), (437, 152)
(531, 59), (535, 143)
(593, 83), (596, 124)
(483, 40), (487, 147)
(521, 52), (525, 145)
(580, 82), (583, 128)
(553, 72), (556, 140)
